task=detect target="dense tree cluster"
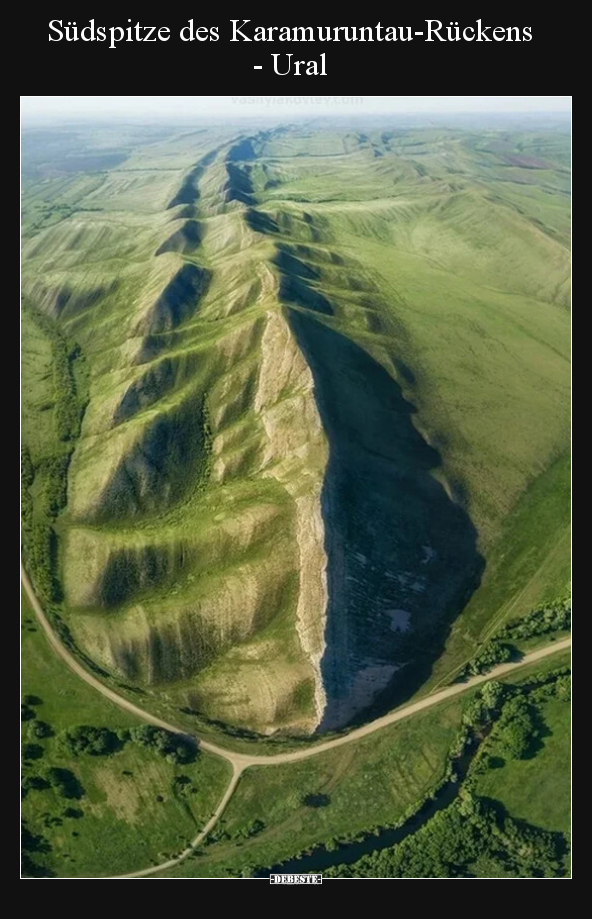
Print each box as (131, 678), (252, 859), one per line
(531, 674), (570, 703)
(21, 446), (34, 534)
(458, 597), (571, 680)
(53, 338), (85, 442)
(520, 665), (571, 704)
(447, 679), (508, 760)
(324, 791), (564, 878)
(251, 669), (570, 880)
(25, 523), (61, 603)
(497, 599), (571, 642)
(62, 725), (122, 757)
(129, 724), (198, 765)
(40, 454), (71, 518)
(21, 821), (55, 878)
(23, 302), (86, 443)
(489, 696), (538, 760)
(21, 300), (88, 604)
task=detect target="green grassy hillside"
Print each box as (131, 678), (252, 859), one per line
(21, 590), (231, 878)
(22, 121), (570, 738)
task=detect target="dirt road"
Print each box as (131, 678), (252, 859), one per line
(21, 563), (571, 877)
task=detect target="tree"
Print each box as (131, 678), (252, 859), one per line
(493, 697), (537, 760)
(22, 743), (44, 762)
(130, 725), (197, 764)
(468, 642), (513, 675)
(480, 680), (506, 713)
(45, 767), (84, 800)
(23, 694), (43, 706)
(30, 720), (53, 739)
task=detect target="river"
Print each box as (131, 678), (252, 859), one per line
(254, 742), (478, 877)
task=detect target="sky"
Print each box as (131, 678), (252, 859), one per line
(21, 95), (571, 122)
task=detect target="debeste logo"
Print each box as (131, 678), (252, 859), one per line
(270, 874), (322, 884)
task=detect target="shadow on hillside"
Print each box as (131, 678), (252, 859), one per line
(224, 163), (255, 205)
(166, 149), (218, 210)
(287, 310), (484, 732)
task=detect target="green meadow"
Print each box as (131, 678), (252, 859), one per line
(159, 697), (465, 877)
(21, 589), (231, 878)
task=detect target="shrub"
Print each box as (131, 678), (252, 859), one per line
(62, 807), (84, 819)
(234, 819), (266, 840)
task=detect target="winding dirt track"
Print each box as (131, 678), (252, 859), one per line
(21, 563), (571, 878)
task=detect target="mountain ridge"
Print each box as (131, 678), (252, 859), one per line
(21, 122), (570, 736)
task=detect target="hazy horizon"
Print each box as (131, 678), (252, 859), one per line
(21, 95), (571, 124)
